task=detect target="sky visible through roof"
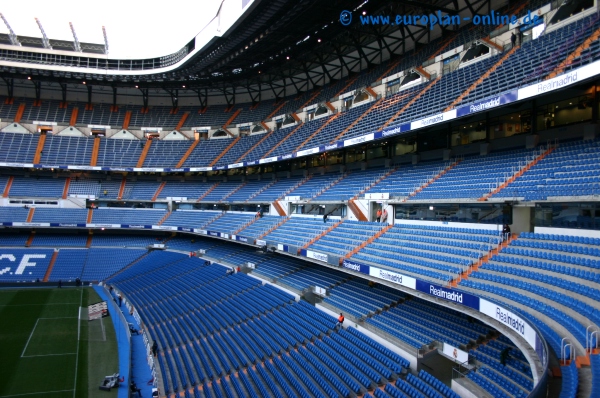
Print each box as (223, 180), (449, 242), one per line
(0, 0), (222, 58)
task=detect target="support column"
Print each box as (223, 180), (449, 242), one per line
(531, 99), (537, 135)
(485, 112), (491, 142)
(593, 83), (599, 123)
(85, 84), (93, 110)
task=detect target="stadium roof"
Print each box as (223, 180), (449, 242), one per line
(0, 0), (499, 94)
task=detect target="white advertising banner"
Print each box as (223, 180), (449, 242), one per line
(369, 266), (416, 290)
(306, 250), (328, 263)
(479, 299), (537, 349)
(411, 109), (457, 130)
(518, 60), (600, 100)
(442, 342), (469, 363)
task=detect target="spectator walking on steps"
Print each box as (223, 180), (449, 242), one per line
(376, 208), (382, 222)
(152, 341), (158, 357)
(337, 313), (345, 330)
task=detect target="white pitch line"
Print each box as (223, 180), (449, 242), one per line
(20, 319), (40, 358)
(21, 353), (77, 358)
(0, 389), (74, 398)
(100, 317), (106, 341)
(72, 288), (83, 398)
(0, 303), (81, 307)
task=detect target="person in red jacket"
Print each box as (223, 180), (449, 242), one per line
(337, 313), (345, 330)
(376, 209), (382, 222)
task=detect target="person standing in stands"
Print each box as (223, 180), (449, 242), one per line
(518, 30), (523, 46)
(376, 208), (382, 222)
(500, 347), (511, 365)
(130, 381), (142, 397)
(323, 213), (328, 223)
(118, 293), (122, 307)
(152, 340), (158, 357)
(337, 313), (345, 330)
(511, 32), (517, 48)
(381, 208), (388, 223)
(502, 224), (511, 240)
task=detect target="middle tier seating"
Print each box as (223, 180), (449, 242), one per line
(262, 216), (336, 248)
(91, 208), (167, 225)
(307, 220), (385, 257)
(349, 223), (501, 283)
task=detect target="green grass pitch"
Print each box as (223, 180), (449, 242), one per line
(0, 287), (119, 398)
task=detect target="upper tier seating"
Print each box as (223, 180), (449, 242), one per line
(214, 134), (264, 167)
(0, 133), (39, 164)
(236, 124), (298, 163)
(185, 104), (236, 127)
(143, 140), (191, 167)
(456, 14), (600, 110)
(41, 135), (93, 165)
(0, 12), (594, 171)
(95, 139), (143, 167)
(182, 139), (232, 167)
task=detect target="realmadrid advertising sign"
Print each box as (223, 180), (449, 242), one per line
(518, 59), (600, 100)
(416, 281), (480, 309)
(479, 299), (537, 349)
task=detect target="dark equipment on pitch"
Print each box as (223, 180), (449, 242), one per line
(99, 373), (120, 391)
